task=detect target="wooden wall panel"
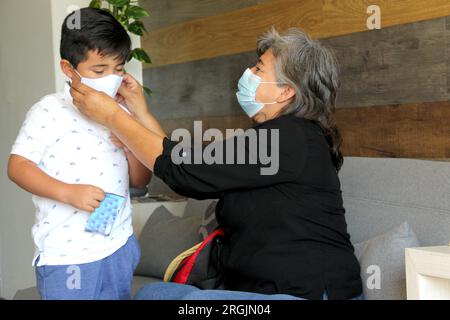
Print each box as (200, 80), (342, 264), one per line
(447, 17), (450, 100)
(141, 2), (450, 160)
(144, 17), (450, 119)
(160, 115), (252, 136)
(159, 101), (450, 159)
(326, 16), (450, 108)
(336, 101), (450, 158)
(143, 50), (257, 120)
(141, 0), (270, 32)
(142, 0), (450, 67)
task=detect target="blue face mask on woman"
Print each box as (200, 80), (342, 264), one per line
(236, 68), (284, 117)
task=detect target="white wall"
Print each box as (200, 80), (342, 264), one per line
(0, 0), (56, 299)
(0, 0), (143, 299)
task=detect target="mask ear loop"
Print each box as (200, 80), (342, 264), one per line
(260, 81), (284, 84)
(255, 81), (286, 105)
(66, 65), (82, 87)
(71, 65), (83, 80)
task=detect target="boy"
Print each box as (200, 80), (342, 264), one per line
(7, 8), (152, 300)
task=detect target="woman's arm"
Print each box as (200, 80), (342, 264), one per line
(116, 74), (167, 139)
(109, 109), (164, 171)
(134, 111), (167, 139)
(69, 73), (304, 198)
(70, 73), (165, 171)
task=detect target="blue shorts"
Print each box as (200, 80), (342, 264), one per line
(35, 235), (140, 300)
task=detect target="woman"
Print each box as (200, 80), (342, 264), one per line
(70, 28), (364, 300)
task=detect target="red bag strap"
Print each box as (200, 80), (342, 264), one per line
(173, 228), (225, 284)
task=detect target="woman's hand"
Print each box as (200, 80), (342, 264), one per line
(116, 73), (149, 119)
(70, 72), (121, 127)
(115, 74), (167, 138)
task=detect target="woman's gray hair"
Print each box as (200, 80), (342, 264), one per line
(257, 27), (344, 170)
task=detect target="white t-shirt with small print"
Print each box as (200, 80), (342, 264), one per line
(11, 84), (134, 267)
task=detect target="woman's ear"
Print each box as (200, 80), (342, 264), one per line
(60, 59), (74, 79)
(278, 85), (296, 103)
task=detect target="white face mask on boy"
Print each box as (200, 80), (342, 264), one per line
(72, 68), (123, 98)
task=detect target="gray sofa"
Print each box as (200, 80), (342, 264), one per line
(13, 157), (450, 300)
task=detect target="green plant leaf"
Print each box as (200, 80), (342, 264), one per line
(89, 0), (102, 9)
(132, 48), (152, 64)
(116, 14), (129, 27)
(107, 0), (130, 7)
(125, 5), (150, 19)
(128, 21), (146, 36)
(143, 86), (153, 97)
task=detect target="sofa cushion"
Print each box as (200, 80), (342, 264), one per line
(354, 221), (420, 300)
(183, 198), (217, 218)
(13, 286), (40, 300)
(134, 205), (202, 278)
(340, 157), (450, 246)
(198, 201), (218, 240)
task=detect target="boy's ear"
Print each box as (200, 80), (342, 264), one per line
(60, 59), (74, 79)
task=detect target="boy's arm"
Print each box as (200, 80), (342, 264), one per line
(125, 149), (152, 189)
(110, 135), (152, 188)
(8, 154), (105, 212)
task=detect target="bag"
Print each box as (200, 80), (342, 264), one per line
(164, 228), (225, 289)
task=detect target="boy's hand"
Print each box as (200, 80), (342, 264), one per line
(63, 184), (105, 213)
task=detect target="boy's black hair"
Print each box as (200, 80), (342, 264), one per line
(60, 7), (131, 68)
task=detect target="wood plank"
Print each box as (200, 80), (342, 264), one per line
(335, 101), (450, 158)
(144, 17), (450, 119)
(158, 101), (450, 159)
(447, 16), (450, 100)
(326, 16), (449, 108)
(159, 115), (252, 136)
(142, 0), (450, 67)
(143, 50), (257, 120)
(141, 0), (270, 32)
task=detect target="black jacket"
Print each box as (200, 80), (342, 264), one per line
(154, 114), (363, 300)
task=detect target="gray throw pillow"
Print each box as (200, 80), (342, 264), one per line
(354, 221), (420, 300)
(198, 201), (218, 241)
(183, 199), (218, 218)
(134, 205), (203, 278)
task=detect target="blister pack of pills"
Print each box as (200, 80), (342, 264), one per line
(85, 193), (125, 236)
